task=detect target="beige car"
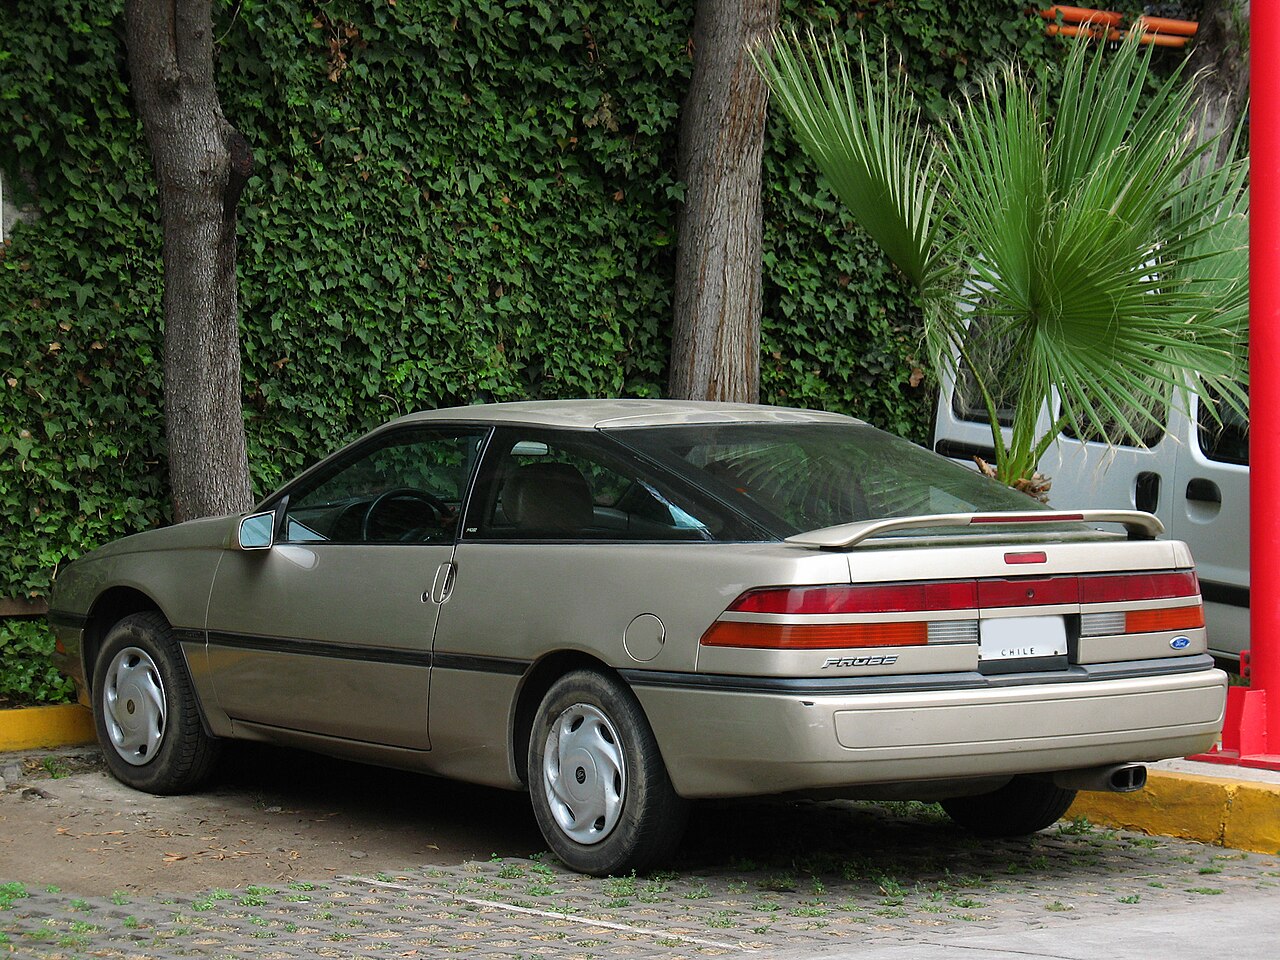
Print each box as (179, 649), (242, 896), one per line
(49, 400), (1225, 875)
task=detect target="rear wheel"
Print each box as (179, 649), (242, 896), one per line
(94, 611), (220, 794)
(941, 777), (1078, 836)
(528, 669), (687, 876)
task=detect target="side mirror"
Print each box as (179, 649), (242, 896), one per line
(237, 510), (276, 551)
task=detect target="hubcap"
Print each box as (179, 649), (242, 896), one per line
(542, 703), (626, 845)
(102, 646), (166, 766)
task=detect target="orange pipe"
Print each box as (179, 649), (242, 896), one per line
(1040, 6), (1122, 27)
(1046, 23), (1121, 41)
(1136, 15), (1199, 37)
(1140, 31), (1191, 48)
(1045, 22), (1190, 49)
(1040, 7), (1197, 41)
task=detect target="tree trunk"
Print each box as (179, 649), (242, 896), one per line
(1186, 0), (1250, 163)
(125, 0), (253, 522)
(670, 0), (779, 403)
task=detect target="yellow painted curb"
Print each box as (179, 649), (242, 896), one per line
(1068, 770), (1280, 855)
(0, 703), (96, 752)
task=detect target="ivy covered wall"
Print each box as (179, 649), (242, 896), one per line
(1, 0), (1052, 702)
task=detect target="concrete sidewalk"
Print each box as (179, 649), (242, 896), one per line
(774, 897), (1280, 960)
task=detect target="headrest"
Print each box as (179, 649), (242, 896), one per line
(504, 462), (593, 532)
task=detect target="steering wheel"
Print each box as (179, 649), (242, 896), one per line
(361, 488), (450, 542)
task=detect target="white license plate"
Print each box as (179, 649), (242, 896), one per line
(979, 616), (1068, 661)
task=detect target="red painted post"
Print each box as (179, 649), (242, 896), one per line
(1246, 0), (1280, 765)
(1197, 1), (1280, 769)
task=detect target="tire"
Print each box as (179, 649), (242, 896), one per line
(528, 669), (688, 876)
(93, 611), (220, 794)
(941, 776), (1078, 837)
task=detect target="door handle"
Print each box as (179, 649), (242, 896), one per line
(1186, 478), (1222, 505)
(428, 562), (457, 604)
(1135, 471), (1160, 513)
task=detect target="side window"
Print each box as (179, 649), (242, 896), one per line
(279, 427), (488, 544)
(467, 430), (751, 542)
(1060, 397), (1167, 447)
(951, 313), (1019, 426)
(1198, 389), (1248, 466)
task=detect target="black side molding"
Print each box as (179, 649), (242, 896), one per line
(620, 654), (1218, 697)
(1200, 580), (1250, 609)
(46, 610), (88, 630)
(933, 439), (998, 462)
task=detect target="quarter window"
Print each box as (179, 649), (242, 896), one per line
(468, 430), (759, 542)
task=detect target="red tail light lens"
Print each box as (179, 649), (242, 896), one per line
(703, 569), (1203, 651)
(1004, 551), (1048, 565)
(1079, 571), (1200, 603)
(977, 577), (1080, 607)
(728, 581), (978, 615)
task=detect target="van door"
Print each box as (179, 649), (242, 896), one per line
(1034, 409), (1175, 533)
(1168, 393), (1250, 660)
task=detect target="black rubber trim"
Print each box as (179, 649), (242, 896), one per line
(933, 439), (998, 462)
(619, 654), (1217, 696)
(978, 654), (1068, 676)
(46, 610), (88, 629)
(206, 630), (434, 667)
(433, 652), (529, 676)
(1200, 580), (1249, 609)
(171, 627), (205, 646)
(202, 631), (531, 676)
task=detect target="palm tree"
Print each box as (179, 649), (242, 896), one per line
(753, 30), (1248, 490)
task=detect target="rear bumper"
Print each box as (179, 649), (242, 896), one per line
(628, 661), (1227, 799)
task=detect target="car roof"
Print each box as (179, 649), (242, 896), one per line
(389, 399), (861, 430)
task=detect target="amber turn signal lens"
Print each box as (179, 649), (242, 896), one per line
(1125, 604), (1205, 634)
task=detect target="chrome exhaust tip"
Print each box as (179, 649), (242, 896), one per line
(1046, 763), (1148, 793)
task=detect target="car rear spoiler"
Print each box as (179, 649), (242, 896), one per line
(785, 510), (1164, 550)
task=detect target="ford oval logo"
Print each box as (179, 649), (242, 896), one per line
(1170, 636), (1192, 650)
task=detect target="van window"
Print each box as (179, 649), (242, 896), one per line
(1060, 391), (1167, 448)
(950, 314), (1019, 426)
(1198, 389), (1248, 466)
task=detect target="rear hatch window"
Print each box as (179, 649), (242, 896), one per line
(611, 422), (1092, 541)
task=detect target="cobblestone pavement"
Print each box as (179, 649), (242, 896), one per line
(4, 799), (1279, 958)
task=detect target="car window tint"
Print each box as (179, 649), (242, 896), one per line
(279, 428), (488, 544)
(613, 422), (1064, 539)
(467, 430), (761, 542)
(1197, 388), (1249, 466)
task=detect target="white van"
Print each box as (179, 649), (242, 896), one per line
(933, 369), (1249, 662)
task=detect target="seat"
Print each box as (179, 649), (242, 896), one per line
(503, 462), (593, 533)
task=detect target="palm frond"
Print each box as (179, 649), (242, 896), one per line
(752, 28), (946, 296)
(759, 27), (1247, 484)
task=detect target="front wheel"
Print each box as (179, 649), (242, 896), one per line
(93, 611), (220, 794)
(941, 777), (1078, 837)
(528, 670), (687, 876)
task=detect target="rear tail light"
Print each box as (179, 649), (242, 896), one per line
(701, 581), (979, 650)
(1078, 570), (1200, 603)
(703, 569), (1203, 651)
(1078, 571), (1203, 638)
(1082, 604), (1205, 637)
(726, 582), (978, 615)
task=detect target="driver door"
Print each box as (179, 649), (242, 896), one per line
(205, 425), (489, 750)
